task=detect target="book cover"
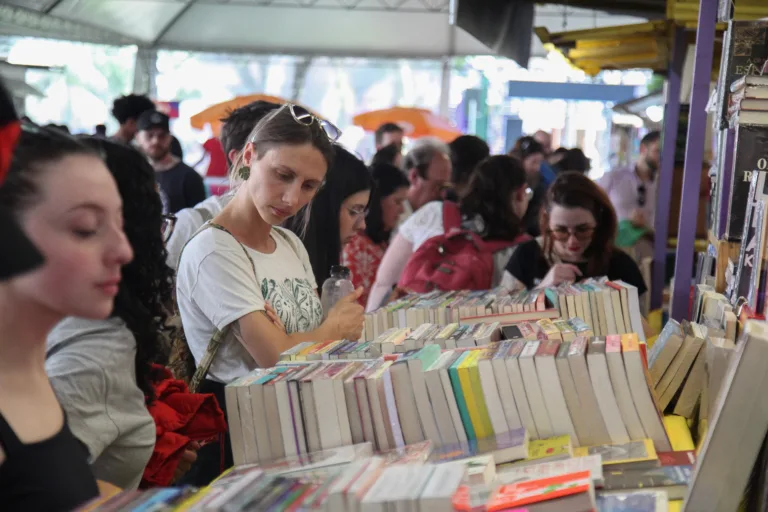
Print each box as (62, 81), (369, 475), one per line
(726, 124), (768, 241)
(485, 470), (593, 511)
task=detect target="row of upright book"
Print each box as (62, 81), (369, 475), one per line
(226, 316), (670, 470)
(362, 278), (646, 343)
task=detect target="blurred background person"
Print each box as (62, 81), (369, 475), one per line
(533, 129), (557, 185)
(111, 94), (155, 145)
(554, 148), (591, 175)
(398, 138), (452, 227)
(135, 109), (206, 214)
(342, 162), (409, 307)
(510, 135), (547, 237)
(375, 122), (404, 152)
(166, 101), (280, 270)
(368, 155), (531, 310)
(371, 143), (403, 169)
(448, 134), (490, 199)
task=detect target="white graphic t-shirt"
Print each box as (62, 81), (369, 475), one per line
(176, 225), (322, 383)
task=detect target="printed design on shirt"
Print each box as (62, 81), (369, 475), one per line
(261, 277), (323, 334)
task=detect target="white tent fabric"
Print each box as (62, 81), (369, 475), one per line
(0, 1), (645, 60)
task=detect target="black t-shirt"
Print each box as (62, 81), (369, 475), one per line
(155, 161), (207, 214)
(0, 413), (99, 511)
(505, 239), (648, 295)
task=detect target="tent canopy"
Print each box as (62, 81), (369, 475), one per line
(0, 1), (647, 61)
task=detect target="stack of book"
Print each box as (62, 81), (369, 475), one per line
(80, 434), (697, 511)
(648, 318), (737, 432)
(280, 317), (597, 362)
(363, 278), (646, 342)
(226, 330), (671, 468)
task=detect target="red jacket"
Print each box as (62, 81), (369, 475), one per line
(141, 366), (227, 487)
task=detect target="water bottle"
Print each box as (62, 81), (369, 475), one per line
(321, 265), (355, 319)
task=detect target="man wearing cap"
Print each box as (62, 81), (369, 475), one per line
(135, 109), (206, 213)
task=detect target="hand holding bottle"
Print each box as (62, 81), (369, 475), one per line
(324, 287), (365, 340)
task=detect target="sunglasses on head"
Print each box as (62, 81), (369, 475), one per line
(286, 104), (342, 142)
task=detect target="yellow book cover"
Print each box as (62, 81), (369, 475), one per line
(458, 351), (489, 439)
(436, 323), (459, 340)
(664, 414), (695, 451)
(527, 435), (573, 460)
(295, 341), (323, 361)
(468, 349), (494, 437)
(573, 439), (658, 467)
(536, 318), (561, 340)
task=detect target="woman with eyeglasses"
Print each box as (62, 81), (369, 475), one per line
(367, 155), (532, 311)
(175, 105), (365, 484)
(509, 135), (548, 237)
(0, 118), (132, 507)
(284, 146), (372, 290)
(341, 162), (409, 307)
(502, 172), (647, 293)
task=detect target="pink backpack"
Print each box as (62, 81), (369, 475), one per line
(397, 202), (530, 293)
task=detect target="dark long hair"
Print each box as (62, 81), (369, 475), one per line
(81, 138), (173, 402)
(366, 163), (409, 244)
(540, 171), (617, 276)
(285, 146), (372, 287)
(459, 155), (527, 241)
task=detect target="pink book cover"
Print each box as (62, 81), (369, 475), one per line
(605, 334), (622, 354)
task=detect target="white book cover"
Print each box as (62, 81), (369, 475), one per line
(497, 454), (604, 485)
(424, 352), (460, 445)
(605, 336), (647, 440)
(519, 341), (553, 438)
(567, 338), (612, 445)
(478, 350), (511, 436)
(492, 343), (523, 431)
(587, 338), (630, 444)
(534, 342), (579, 444)
(505, 342), (539, 439)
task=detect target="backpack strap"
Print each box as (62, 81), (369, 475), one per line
(194, 206), (214, 223)
(178, 221), (258, 393)
(441, 201), (463, 233)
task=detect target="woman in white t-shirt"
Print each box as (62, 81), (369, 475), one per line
(176, 105), (365, 484)
(366, 155), (532, 311)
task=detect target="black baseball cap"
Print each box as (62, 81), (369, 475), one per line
(137, 109), (170, 132)
(0, 80), (44, 280)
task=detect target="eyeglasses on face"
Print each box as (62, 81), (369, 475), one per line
(548, 224), (596, 242)
(346, 205), (369, 222)
(287, 104), (342, 142)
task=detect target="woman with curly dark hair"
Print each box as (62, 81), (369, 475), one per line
(45, 138), (174, 490)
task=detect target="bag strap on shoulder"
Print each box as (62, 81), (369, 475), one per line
(178, 221), (258, 392)
(441, 201), (463, 233)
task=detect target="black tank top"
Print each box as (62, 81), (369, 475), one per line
(0, 412), (99, 511)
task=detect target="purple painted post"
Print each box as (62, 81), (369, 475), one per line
(651, 27), (687, 311)
(716, 128), (736, 239)
(670, 0), (718, 321)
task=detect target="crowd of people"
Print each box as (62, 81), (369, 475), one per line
(0, 81), (660, 509)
